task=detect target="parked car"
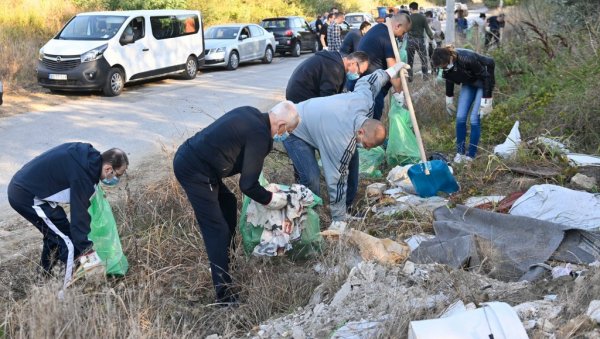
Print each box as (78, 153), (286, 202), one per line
(203, 24), (276, 70)
(37, 10), (204, 96)
(260, 16), (317, 57)
(344, 12), (376, 30)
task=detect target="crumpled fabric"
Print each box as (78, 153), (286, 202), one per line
(247, 184), (315, 256)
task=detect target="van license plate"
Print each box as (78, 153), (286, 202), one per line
(49, 74), (67, 80)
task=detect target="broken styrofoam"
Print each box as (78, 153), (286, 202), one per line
(509, 184), (600, 231)
(567, 153), (600, 167)
(494, 121), (521, 159)
(405, 234), (436, 251)
(464, 195), (506, 208)
(408, 302), (528, 339)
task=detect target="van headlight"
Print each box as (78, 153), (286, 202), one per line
(38, 49), (44, 61)
(81, 44), (108, 63)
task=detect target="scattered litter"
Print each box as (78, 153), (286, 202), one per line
(405, 234), (436, 251)
(464, 195), (505, 208)
(470, 191), (524, 213)
(544, 295), (558, 302)
(366, 183), (387, 200)
(513, 300), (563, 321)
(551, 263), (573, 279)
(373, 195), (448, 217)
(386, 165), (416, 195)
(586, 300), (600, 324)
(408, 302), (528, 339)
(571, 173), (597, 190)
(321, 229), (410, 265)
(533, 137), (570, 153)
(494, 121), (521, 159)
(567, 153), (600, 167)
(509, 184), (600, 231)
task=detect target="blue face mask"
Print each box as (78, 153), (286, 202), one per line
(273, 131), (289, 142)
(346, 72), (360, 81)
(101, 176), (120, 186)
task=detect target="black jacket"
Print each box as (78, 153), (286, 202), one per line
(10, 142), (102, 252)
(177, 106), (273, 205)
(443, 48), (495, 98)
(340, 29), (362, 55)
(285, 51), (346, 104)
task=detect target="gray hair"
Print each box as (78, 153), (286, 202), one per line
(269, 100), (299, 127)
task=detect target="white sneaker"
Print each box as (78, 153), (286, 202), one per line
(453, 153), (473, 164)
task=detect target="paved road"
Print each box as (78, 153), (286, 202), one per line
(0, 55), (308, 219)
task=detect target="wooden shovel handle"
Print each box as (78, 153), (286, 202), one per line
(385, 20), (429, 166)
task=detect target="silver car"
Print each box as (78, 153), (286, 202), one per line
(344, 12), (376, 30)
(203, 24), (276, 70)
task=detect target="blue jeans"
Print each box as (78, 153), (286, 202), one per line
(284, 134), (358, 209)
(456, 84), (483, 158)
(373, 83), (391, 121)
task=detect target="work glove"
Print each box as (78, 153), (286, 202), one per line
(266, 192), (288, 210)
(73, 251), (105, 279)
(432, 40), (438, 49)
(385, 61), (410, 79)
(393, 92), (405, 107)
(479, 98), (493, 118)
(322, 46), (329, 51)
(445, 96), (456, 116)
(485, 26), (491, 33)
(328, 220), (347, 232)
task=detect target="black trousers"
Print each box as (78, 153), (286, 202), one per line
(485, 30), (501, 49)
(173, 151), (238, 302)
(407, 37), (428, 79)
(7, 181), (79, 280)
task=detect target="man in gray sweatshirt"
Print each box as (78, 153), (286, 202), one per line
(283, 62), (408, 231)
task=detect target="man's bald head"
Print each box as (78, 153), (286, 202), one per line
(357, 119), (386, 150)
(389, 13), (412, 37)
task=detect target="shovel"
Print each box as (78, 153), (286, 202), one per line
(385, 20), (459, 198)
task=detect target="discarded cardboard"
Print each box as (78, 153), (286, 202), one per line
(321, 229), (410, 265)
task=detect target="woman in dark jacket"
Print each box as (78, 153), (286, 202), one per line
(432, 46), (495, 163)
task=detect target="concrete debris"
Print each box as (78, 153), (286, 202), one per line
(513, 300), (563, 321)
(331, 317), (388, 339)
(571, 173), (597, 190)
(586, 300), (600, 324)
(405, 234), (435, 251)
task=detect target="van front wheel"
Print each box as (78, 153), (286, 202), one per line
(103, 68), (124, 97)
(182, 55), (198, 80)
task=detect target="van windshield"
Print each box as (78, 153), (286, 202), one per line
(205, 26), (240, 39)
(57, 15), (127, 40)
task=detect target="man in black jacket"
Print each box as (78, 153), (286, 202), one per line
(8, 143), (129, 286)
(173, 101), (299, 305)
(285, 50), (369, 104)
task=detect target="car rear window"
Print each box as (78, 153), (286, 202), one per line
(346, 15), (364, 25)
(261, 19), (287, 29)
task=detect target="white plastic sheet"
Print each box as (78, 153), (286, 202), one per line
(509, 184), (600, 231)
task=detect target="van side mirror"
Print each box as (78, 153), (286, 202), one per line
(120, 29), (134, 45)
(239, 34), (248, 40)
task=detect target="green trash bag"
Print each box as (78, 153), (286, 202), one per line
(239, 174), (324, 260)
(398, 36), (408, 63)
(88, 185), (129, 276)
(359, 146), (385, 178)
(386, 97), (421, 167)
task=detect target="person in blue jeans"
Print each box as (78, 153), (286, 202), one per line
(431, 46), (495, 163)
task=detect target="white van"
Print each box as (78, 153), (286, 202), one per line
(37, 10), (204, 96)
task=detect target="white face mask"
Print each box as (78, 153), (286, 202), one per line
(443, 62), (454, 70)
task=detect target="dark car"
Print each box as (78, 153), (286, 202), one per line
(260, 16), (318, 57)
